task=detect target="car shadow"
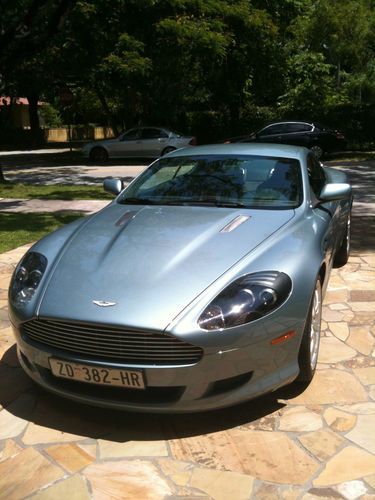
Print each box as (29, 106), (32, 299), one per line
(0, 151), (149, 186)
(0, 150), (152, 169)
(0, 345), (309, 441)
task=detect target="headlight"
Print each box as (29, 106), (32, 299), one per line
(10, 252), (47, 306)
(198, 271), (292, 331)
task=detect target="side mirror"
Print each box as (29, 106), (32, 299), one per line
(319, 183), (352, 202)
(103, 178), (123, 196)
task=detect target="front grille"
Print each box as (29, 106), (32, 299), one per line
(22, 319), (203, 366)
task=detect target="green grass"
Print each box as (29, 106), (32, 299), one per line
(0, 183), (113, 200)
(0, 212), (84, 253)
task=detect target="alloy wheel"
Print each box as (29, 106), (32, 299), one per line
(309, 280), (322, 371)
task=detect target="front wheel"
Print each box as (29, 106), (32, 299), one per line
(333, 211), (351, 268)
(310, 145), (324, 159)
(90, 147), (108, 162)
(297, 278), (322, 382)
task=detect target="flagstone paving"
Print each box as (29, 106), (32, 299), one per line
(0, 245), (374, 499)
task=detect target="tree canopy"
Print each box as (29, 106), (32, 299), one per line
(1, 0), (374, 143)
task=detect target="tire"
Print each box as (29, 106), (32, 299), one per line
(161, 146), (176, 156)
(333, 211), (351, 268)
(297, 278), (322, 382)
(89, 147), (108, 162)
(310, 145), (324, 159)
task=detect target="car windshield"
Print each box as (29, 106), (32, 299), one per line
(118, 155), (303, 209)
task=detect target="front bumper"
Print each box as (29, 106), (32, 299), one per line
(12, 319), (302, 413)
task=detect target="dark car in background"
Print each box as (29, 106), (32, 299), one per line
(225, 121), (346, 159)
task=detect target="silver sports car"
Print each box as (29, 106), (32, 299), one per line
(9, 144), (352, 412)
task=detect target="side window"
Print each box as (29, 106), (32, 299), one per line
(122, 128), (140, 141)
(141, 128), (168, 139)
(259, 124), (284, 136)
(302, 124), (313, 131)
(285, 123), (310, 133)
(307, 156), (326, 196)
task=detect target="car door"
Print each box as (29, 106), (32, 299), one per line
(256, 124), (287, 143)
(113, 128), (142, 157)
(283, 123), (313, 147)
(139, 128), (170, 157)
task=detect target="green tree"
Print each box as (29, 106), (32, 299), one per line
(278, 51), (335, 112)
(0, 0), (77, 181)
(290, 0), (374, 90)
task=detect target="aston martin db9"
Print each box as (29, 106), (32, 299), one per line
(9, 144), (352, 412)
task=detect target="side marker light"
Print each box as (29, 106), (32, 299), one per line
(271, 330), (296, 345)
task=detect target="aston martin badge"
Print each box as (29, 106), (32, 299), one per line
(92, 300), (117, 307)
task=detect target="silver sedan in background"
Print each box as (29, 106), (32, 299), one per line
(82, 126), (196, 161)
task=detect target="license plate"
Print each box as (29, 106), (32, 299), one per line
(49, 358), (145, 390)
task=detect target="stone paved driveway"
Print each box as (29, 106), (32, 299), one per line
(0, 160), (374, 499)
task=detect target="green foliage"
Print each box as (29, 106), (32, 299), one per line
(289, 0), (375, 94)
(278, 52), (335, 112)
(39, 103), (63, 128)
(1, 0), (374, 145)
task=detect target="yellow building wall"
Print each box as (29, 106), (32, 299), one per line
(46, 127), (115, 142)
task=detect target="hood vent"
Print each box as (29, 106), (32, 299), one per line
(115, 210), (139, 228)
(220, 215), (250, 233)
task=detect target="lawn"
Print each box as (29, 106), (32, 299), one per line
(0, 212), (84, 253)
(0, 183), (113, 253)
(0, 183), (113, 200)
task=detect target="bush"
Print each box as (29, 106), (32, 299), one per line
(39, 103), (63, 128)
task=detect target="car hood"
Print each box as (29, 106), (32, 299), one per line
(38, 204), (294, 330)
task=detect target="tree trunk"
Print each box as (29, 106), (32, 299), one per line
(95, 87), (119, 136)
(27, 93), (42, 146)
(0, 166), (6, 183)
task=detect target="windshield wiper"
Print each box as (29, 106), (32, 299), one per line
(182, 199), (248, 208)
(121, 197), (192, 206)
(120, 197), (248, 208)
(120, 197), (157, 205)
(214, 201), (248, 208)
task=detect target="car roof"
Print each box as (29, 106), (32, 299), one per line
(168, 143), (309, 160)
(261, 121), (313, 128)
(128, 126), (187, 134)
(140, 126), (168, 129)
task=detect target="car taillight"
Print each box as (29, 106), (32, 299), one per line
(189, 137), (197, 146)
(336, 132), (345, 139)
